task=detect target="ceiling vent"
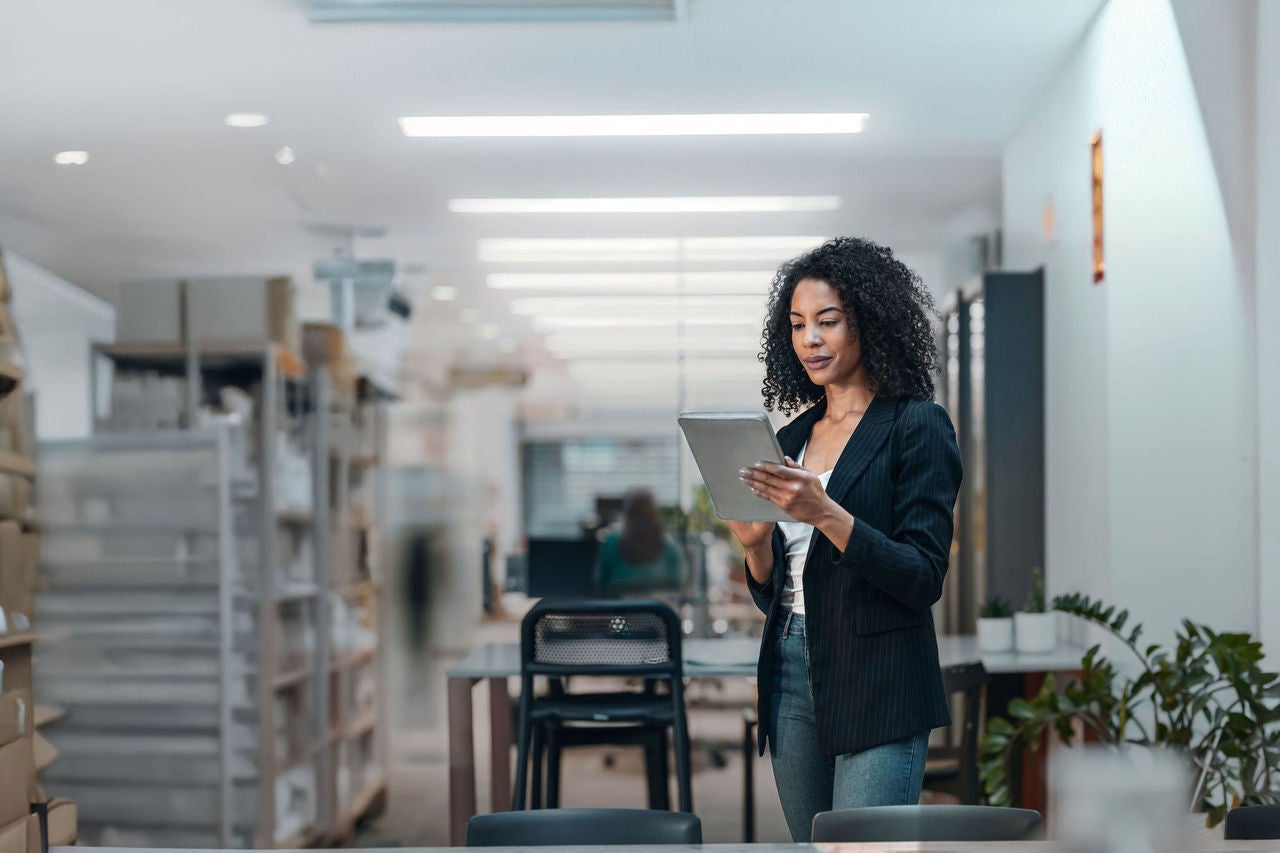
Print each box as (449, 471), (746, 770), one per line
(306, 0), (681, 23)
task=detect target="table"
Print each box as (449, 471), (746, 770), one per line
(446, 636), (1088, 846)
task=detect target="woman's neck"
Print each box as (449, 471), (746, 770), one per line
(822, 381), (875, 423)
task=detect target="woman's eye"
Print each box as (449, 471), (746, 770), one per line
(791, 324), (803, 331)
(821, 320), (838, 328)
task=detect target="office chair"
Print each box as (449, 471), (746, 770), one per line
(512, 599), (693, 813)
(1225, 803), (1280, 839)
(811, 804), (1044, 842)
(923, 660), (990, 804)
(466, 808), (702, 846)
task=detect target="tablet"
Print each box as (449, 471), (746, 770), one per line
(678, 412), (796, 523)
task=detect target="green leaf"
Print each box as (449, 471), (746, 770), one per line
(1008, 698), (1035, 720)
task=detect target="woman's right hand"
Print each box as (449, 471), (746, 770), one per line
(725, 520), (776, 550)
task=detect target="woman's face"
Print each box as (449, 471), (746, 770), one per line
(790, 277), (861, 387)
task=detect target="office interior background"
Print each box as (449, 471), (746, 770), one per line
(1, 0), (1279, 847)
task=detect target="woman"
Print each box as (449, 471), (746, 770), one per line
(728, 237), (962, 841)
(595, 488), (685, 595)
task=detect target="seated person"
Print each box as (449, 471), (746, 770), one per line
(595, 489), (685, 595)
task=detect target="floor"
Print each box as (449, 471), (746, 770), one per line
(356, 605), (794, 846)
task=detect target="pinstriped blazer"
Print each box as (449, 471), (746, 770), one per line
(746, 394), (963, 757)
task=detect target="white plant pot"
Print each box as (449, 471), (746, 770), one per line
(1014, 611), (1058, 654)
(976, 617), (1014, 652)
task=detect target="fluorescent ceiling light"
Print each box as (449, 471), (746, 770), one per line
(546, 335), (761, 355)
(275, 146), (296, 165)
(509, 295), (764, 316)
(53, 151), (89, 166)
(226, 112), (270, 128)
(478, 237), (824, 264)
(479, 323), (500, 340)
(400, 113), (868, 138)
(451, 196), (840, 214)
(488, 271), (773, 293)
(430, 285), (458, 301)
(533, 316), (761, 330)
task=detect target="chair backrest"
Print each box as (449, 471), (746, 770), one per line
(521, 598), (683, 680)
(811, 805), (1043, 842)
(940, 660), (990, 804)
(1225, 804), (1280, 840)
(466, 807), (703, 846)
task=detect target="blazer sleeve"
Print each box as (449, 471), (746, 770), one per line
(744, 532), (787, 616)
(831, 401), (962, 612)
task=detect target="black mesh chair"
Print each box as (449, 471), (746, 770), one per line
(811, 805), (1044, 842)
(513, 599), (693, 813)
(1225, 804), (1280, 839)
(467, 808), (702, 846)
(923, 661), (990, 804)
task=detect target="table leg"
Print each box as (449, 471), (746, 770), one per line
(1019, 672), (1047, 814)
(489, 676), (513, 813)
(449, 676), (478, 847)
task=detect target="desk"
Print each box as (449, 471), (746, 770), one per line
(446, 637), (1089, 846)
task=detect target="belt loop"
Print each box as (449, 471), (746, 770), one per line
(782, 609), (794, 638)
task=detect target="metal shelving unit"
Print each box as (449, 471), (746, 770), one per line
(34, 342), (332, 847)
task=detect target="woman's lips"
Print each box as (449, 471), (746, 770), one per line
(804, 356), (833, 369)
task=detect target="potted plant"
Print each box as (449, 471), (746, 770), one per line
(1014, 567), (1057, 653)
(977, 595), (1014, 652)
(979, 593), (1280, 827)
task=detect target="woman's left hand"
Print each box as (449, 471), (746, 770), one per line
(739, 457), (836, 526)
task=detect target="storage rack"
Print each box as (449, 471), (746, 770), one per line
(321, 383), (390, 840)
(36, 341), (330, 847)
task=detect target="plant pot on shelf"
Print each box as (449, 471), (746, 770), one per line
(977, 616), (1014, 652)
(1014, 611), (1057, 654)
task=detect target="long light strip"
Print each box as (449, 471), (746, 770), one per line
(533, 316), (761, 330)
(510, 295), (765, 315)
(451, 196), (840, 214)
(488, 271), (774, 293)
(478, 236), (825, 263)
(400, 113), (868, 138)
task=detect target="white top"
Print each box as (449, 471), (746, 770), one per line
(778, 442), (833, 615)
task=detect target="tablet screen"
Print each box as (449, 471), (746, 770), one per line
(678, 412), (796, 522)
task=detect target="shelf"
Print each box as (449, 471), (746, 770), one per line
(94, 340), (305, 379)
(344, 778), (387, 826)
(330, 647), (374, 673)
(346, 710), (376, 740)
(0, 631), (35, 650)
(275, 585), (321, 604)
(0, 451), (36, 478)
(273, 667), (311, 691)
(34, 705), (66, 728)
(40, 520), (218, 535)
(275, 825), (323, 850)
(276, 510), (314, 527)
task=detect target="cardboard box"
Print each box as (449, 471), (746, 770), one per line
(0, 735), (35, 825)
(0, 690), (30, 747)
(0, 247), (11, 303)
(189, 276), (295, 352)
(115, 279), (184, 344)
(31, 732), (55, 773)
(0, 397), (27, 457)
(0, 815), (28, 853)
(0, 523), (34, 620)
(46, 798), (75, 846)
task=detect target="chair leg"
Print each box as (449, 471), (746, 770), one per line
(531, 722), (545, 809)
(546, 726), (562, 808)
(512, 693), (532, 811)
(672, 707), (694, 813)
(643, 727), (670, 810)
(742, 714), (756, 842)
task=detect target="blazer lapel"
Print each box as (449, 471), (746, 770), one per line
(824, 395), (898, 507)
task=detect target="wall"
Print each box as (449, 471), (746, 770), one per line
(1256, 1), (1280, 657)
(1003, 0), (1257, 648)
(4, 251), (115, 439)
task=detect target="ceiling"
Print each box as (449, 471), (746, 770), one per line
(0, 0), (1104, 409)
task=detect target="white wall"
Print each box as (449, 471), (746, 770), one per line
(4, 251), (115, 439)
(1255, 1), (1280, 657)
(1004, 0), (1257, 649)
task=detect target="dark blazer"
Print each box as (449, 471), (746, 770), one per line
(747, 394), (963, 757)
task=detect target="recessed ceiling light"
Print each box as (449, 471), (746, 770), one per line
(479, 323), (500, 340)
(399, 113), (868, 138)
(275, 146), (296, 165)
(430, 285), (458, 301)
(53, 151), (89, 166)
(450, 196), (841, 214)
(226, 112), (270, 128)
(461, 308), (479, 323)
(478, 236), (825, 264)
(487, 271), (773, 293)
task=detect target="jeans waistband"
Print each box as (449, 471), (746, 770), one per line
(775, 609), (805, 639)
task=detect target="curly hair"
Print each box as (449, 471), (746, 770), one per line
(759, 237), (937, 415)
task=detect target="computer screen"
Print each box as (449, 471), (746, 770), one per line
(525, 537), (600, 598)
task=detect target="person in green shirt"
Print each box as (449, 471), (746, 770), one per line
(595, 488), (685, 595)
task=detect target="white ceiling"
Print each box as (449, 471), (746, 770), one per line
(0, 0), (1103, 407)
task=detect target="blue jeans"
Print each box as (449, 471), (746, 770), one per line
(767, 611), (929, 842)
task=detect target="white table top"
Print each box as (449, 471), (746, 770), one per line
(446, 635), (1089, 679)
